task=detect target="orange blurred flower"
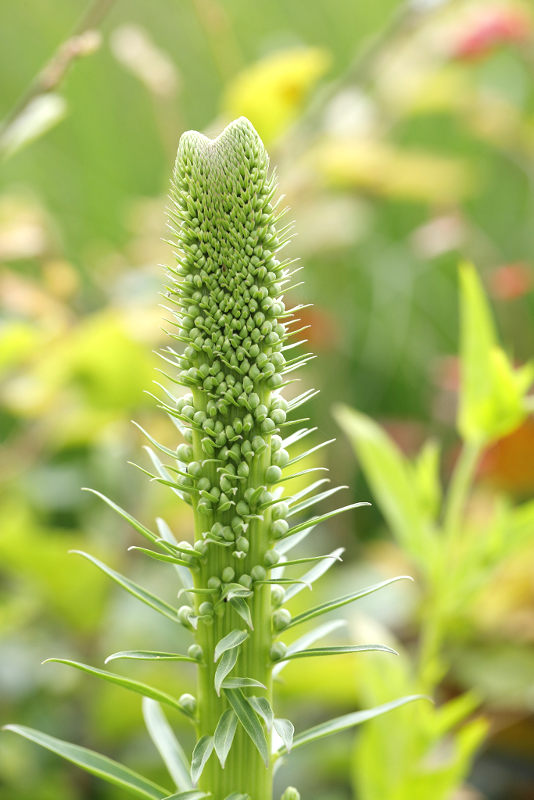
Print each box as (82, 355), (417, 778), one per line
(489, 262), (532, 301)
(451, 6), (531, 61)
(478, 418), (534, 494)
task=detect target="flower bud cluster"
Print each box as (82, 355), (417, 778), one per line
(167, 118), (293, 586)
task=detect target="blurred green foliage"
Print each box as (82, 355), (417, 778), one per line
(2, 0), (534, 798)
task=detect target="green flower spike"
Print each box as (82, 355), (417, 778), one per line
(3, 117), (425, 800)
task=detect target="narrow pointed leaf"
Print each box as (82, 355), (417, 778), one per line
(82, 488), (157, 543)
(142, 699), (192, 792)
(215, 647), (238, 696)
(224, 688), (269, 766)
(156, 518), (194, 589)
(128, 546), (192, 568)
(276, 695), (429, 755)
(284, 548), (344, 602)
(43, 659), (193, 719)
(287, 478), (329, 505)
(221, 677), (266, 690)
(191, 736), (214, 785)
(283, 426), (318, 449)
(213, 709), (238, 768)
(273, 719), (294, 753)
(214, 630), (248, 663)
(132, 421), (181, 461)
(286, 439), (335, 466)
(280, 553), (343, 568)
(3, 725), (169, 800)
(224, 795), (249, 800)
(70, 551), (179, 623)
(277, 467), (329, 484)
(106, 651), (197, 665)
(278, 644), (397, 661)
(273, 620), (346, 677)
(288, 486), (348, 518)
(277, 525), (315, 555)
(281, 503), (369, 539)
(249, 697), (274, 730)
(287, 575), (413, 628)
(164, 793), (210, 799)
(229, 597), (253, 629)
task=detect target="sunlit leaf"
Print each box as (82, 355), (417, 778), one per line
(335, 406), (422, 550)
(458, 262), (534, 443)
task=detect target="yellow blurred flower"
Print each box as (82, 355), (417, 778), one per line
(312, 138), (474, 204)
(223, 47), (330, 144)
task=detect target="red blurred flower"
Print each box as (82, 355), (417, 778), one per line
(489, 262), (532, 301)
(291, 306), (340, 350)
(451, 7), (530, 61)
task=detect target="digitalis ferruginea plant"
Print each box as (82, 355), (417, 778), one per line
(4, 117), (424, 800)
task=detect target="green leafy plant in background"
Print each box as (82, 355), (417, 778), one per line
(337, 263), (534, 800)
(3, 118), (424, 800)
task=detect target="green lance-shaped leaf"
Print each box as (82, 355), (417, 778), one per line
(229, 597), (253, 629)
(273, 719), (294, 753)
(276, 644), (397, 662)
(276, 695), (429, 756)
(215, 647), (239, 696)
(334, 405), (425, 552)
(280, 503), (369, 540)
(224, 688), (270, 767)
(43, 659), (194, 720)
(286, 575), (413, 629)
(191, 736), (214, 785)
(128, 546), (194, 568)
(3, 725), (170, 800)
(106, 651), (198, 665)
(82, 488), (159, 544)
(156, 518), (194, 590)
(249, 697), (274, 730)
(142, 699), (193, 792)
(221, 677), (266, 690)
(283, 548), (345, 602)
(214, 629), (249, 662)
(287, 484), (348, 518)
(457, 261), (534, 443)
(214, 709), (238, 768)
(71, 551), (180, 623)
(164, 793), (211, 800)
(273, 620), (347, 677)
(224, 795), (250, 800)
